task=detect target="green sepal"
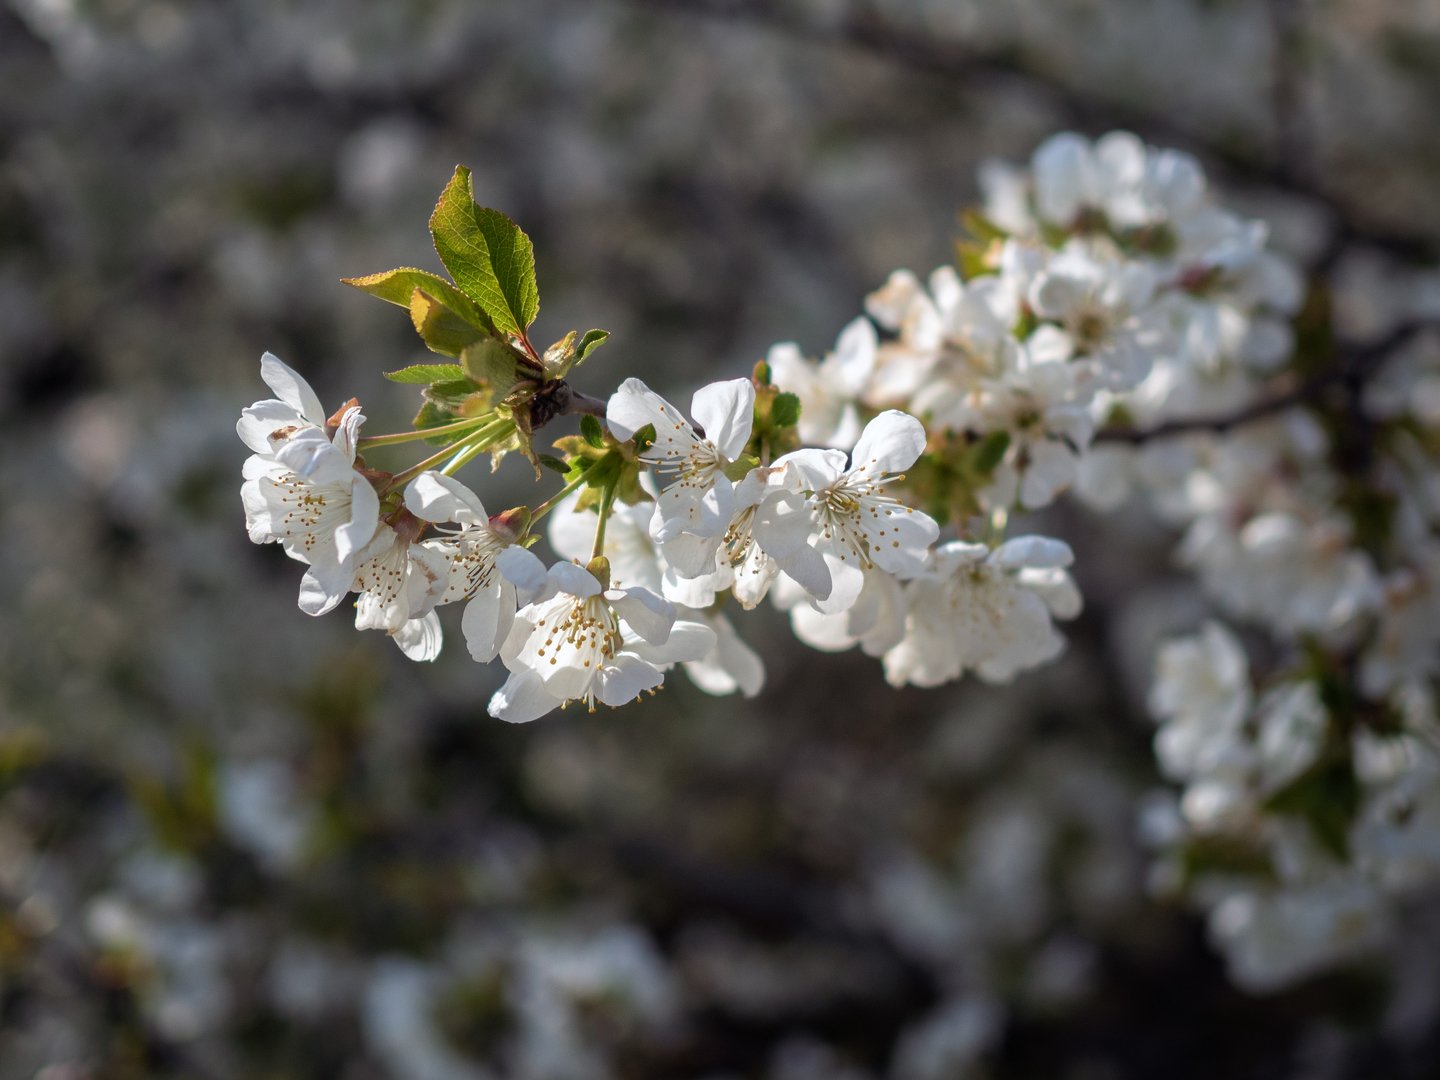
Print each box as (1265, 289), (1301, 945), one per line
(429, 166), (539, 338)
(537, 454), (570, 474)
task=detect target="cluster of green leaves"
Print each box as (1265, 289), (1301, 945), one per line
(745, 359), (802, 462)
(1257, 644), (1405, 861)
(954, 207), (1176, 279)
(346, 166), (608, 470)
(902, 429), (1010, 527)
(548, 414), (654, 513)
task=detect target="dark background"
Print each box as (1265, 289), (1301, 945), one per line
(3, 1), (1440, 1076)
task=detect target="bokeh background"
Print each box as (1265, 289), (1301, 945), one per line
(4, 1), (1440, 1076)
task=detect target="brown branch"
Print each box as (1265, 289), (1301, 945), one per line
(618, 0), (1440, 267)
(1095, 320), (1438, 444)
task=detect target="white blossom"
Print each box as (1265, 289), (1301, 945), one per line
(489, 563), (715, 722)
(343, 522), (452, 661)
(404, 471), (548, 662)
(772, 410), (938, 614)
(883, 537), (1078, 688)
(547, 491), (767, 698)
(767, 316), (875, 450)
(239, 356), (380, 617)
(606, 376), (754, 543)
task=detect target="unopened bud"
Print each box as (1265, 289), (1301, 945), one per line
(490, 505), (532, 543)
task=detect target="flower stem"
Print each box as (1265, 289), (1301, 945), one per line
(386, 418), (511, 490)
(357, 416), (488, 449)
(591, 478), (618, 561)
(529, 465), (595, 523)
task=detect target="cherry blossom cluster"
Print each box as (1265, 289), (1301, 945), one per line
(238, 134), (1439, 991)
(962, 134), (1440, 991)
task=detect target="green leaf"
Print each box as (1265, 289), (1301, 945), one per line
(575, 329), (609, 362)
(414, 400), (472, 446)
(971, 430), (1011, 475)
(384, 363), (465, 384)
(460, 338), (521, 392)
(429, 166), (539, 338)
(960, 209), (1008, 243)
(579, 414), (606, 448)
(425, 378), (482, 406)
(537, 454), (570, 474)
(342, 267), (496, 334)
(770, 392), (802, 429)
(1264, 755), (1361, 861)
(409, 288), (490, 357)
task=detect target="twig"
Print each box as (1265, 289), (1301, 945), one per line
(619, 0), (1440, 267)
(1096, 320), (1437, 444)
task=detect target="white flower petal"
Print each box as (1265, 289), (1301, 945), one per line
(461, 580), (509, 663)
(334, 479), (380, 564)
(297, 563), (350, 616)
(683, 614), (765, 697)
(548, 561), (601, 598)
(772, 448), (846, 493)
(598, 654), (666, 707)
(991, 536), (1074, 570)
(610, 587), (676, 645)
(814, 552), (866, 615)
(489, 670), (563, 723)
(690, 378), (755, 461)
(775, 543), (831, 603)
(849, 411), (928, 477)
(404, 471), (488, 525)
(260, 352), (326, 426)
(495, 545), (548, 599)
(237, 399), (309, 456)
(628, 620), (717, 665)
(392, 612), (443, 662)
(606, 378), (685, 445)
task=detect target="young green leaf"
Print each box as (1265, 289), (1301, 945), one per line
(579, 413), (606, 449)
(971, 430), (1012, 475)
(770, 392), (802, 429)
(429, 166), (539, 338)
(413, 400), (472, 446)
(460, 338), (521, 393)
(342, 267), (496, 334)
(409, 288), (490, 357)
(575, 329), (609, 362)
(384, 363), (465, 384)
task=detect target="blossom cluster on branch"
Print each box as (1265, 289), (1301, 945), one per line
(237, 133), (1440, 991)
